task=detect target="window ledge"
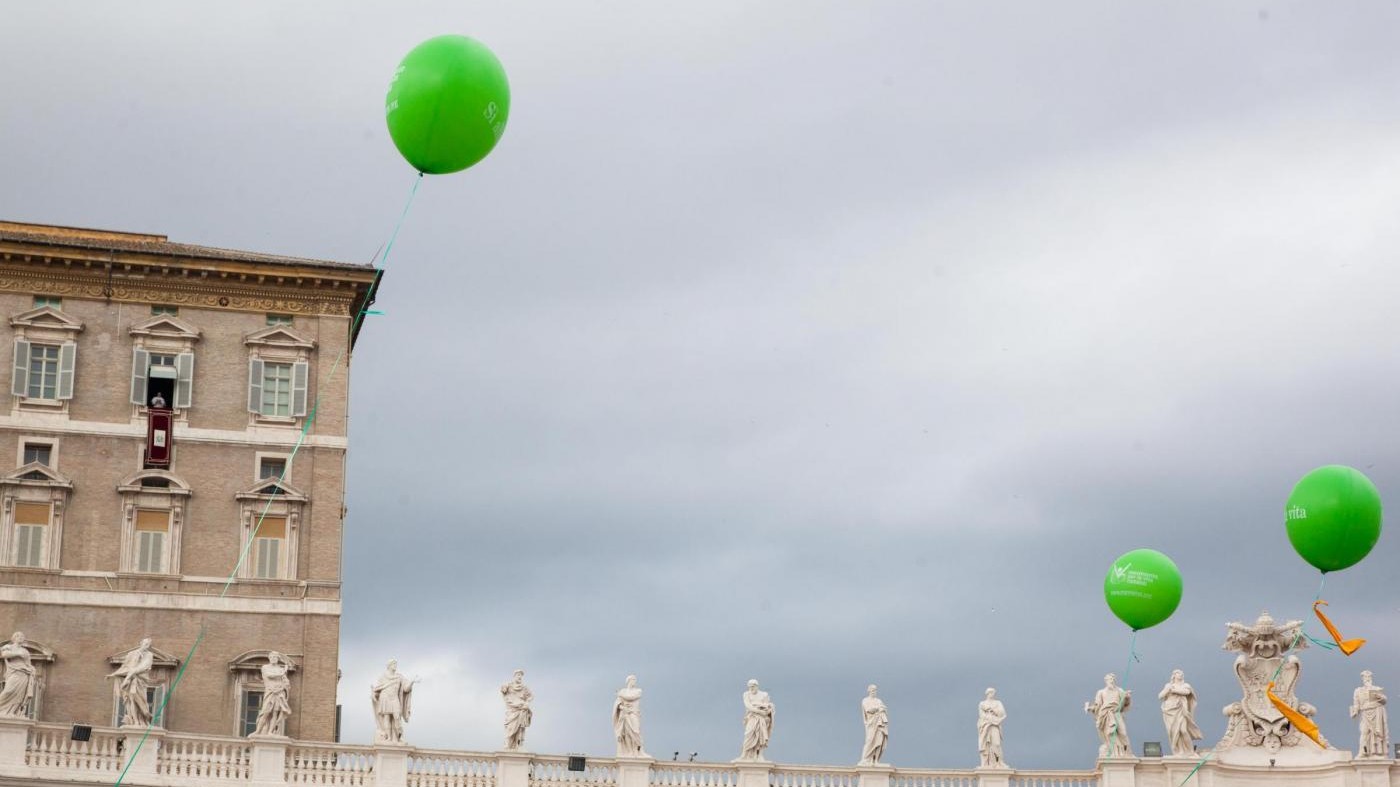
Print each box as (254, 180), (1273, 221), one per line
(230, 577), (301, 586)
(251, 415), (300, 428)
(17, 398), (64, 409)
(3, 566), (61, 576)
(115, 572), (183, 581)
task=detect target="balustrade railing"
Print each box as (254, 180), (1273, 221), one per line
(650, 762), (741, 787)
(287, 742), (377, 785)
(890, 769), (980, 787)
(25, 722), (123, 774)
(530, 754), (619, 787)
(1009, 773), (1099, 787)
(769, 764), (859, 787)
(407, 749), (498, 787)
(158, 732), (251, 780)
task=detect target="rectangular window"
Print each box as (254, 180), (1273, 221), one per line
(239, 690), (263, 737)
(266, 314), (293, 327)
(13, 502), (49, 568)
(252, 516), (286, 579)
(259, 458), (286, 480)
(32, 296), (60, 309)
(151, 305), (178, 316)
(26, 345), (59, 400)
(261, 363), (292, 417)
(134, 510), (169, 574)
(22, 443), (51, 467)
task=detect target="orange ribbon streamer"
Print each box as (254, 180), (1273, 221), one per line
(1313, 600), (1366, 655)
(1267, 682), (1325, 747)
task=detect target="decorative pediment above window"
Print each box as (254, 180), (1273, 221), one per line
(228, 650), (300, 675)
(0, 463), (73, 491)
(9, 307), (84, 341)
(235, 477), (308, 503)
(129, 315), (201, 347)
(17, 639), (55, 665)
(117, 469), (191, 497)
(244, 326), (315, 353)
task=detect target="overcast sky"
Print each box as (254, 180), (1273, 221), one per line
(5, 0), (1400, 771)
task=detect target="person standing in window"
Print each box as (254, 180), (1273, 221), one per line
(150, 392), (166, 408)
(253, 651), (292, 737)
(0, 632), (35, 718)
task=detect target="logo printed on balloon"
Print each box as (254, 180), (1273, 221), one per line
(1103, 548), (1183, 631)
(1287, 505), (1307, 521)
(385, 35), (511, 175)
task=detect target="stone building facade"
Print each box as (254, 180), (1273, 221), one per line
(0, 220), (378, 741)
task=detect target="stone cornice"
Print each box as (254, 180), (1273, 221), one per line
(0, 242), (378, 318)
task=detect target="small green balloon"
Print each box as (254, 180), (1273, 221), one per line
(1285, 465), (1383, 573)
(1103, 549), (1183, 631)
(385, 35), (510, 175)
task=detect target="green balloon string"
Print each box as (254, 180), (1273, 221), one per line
(1179, 575), (1329, 786)
(111, 173), (426, 787)
(1106, 630), (1139, 760)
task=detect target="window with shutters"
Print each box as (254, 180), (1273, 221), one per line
(9, 306), (83, 414)
(0, 461), (71, 572)
(128, 314), (200, 415)
(244, 325), (314, 427)
(117, 471), (189, 576)
(236, 478), (305, 582)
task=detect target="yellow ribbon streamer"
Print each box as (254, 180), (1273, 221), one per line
(1267, 682), (1325, 747)
(1313, 600), (1366, 656)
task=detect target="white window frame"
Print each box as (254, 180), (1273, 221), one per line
(244, 326), (314, 427)
(117, 471), (190, 576)
(128, 314), (200, 418)
(15, 437), (58, 469)
(254, 452), (292, 482)
(0, 465), (72, 572)
(9, 306), (83, 414)
(235, 478), (306, 582)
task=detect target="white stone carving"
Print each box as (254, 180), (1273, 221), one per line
(1085, 673), (1131, 758)
(501, 670), (533, 751)
(738, 679), (775, 762)
(0, 633), (35, 718)
(1350, 670), (1389, 758)
(371, 659), (416, 745)
(612, 675), (646, 757)
(977, 688), (1006, 768)
(858, 684), (888, 766)
(1158, 669), (1202, 756)
(1217, 611), (1327, 755)
(253, 652), (292, 738)
(107, 637), (155, 728)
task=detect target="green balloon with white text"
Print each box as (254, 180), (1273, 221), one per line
(1286, 465), (1382, 573)
(385, 35), (510, 175)
(1103, 549), (1183, 631)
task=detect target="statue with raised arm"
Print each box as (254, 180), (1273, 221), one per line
(0, 632), (35, 718)
(739, 679), (775, 761)
(1085, 673), (1131, 758)
(253, 651), (292, 737)
(1351, 670), (1389, 758)
(371, 659), (416, 744)
(977, 688), (1006, 767)
(107, 637), (155, 728)
(501, 669), (533, 751)
(858, 684), (888, 766)
(613, 675), (646, 757)
(1159, 669), (1202, 756)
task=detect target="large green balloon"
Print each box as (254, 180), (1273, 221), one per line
(1286, 465), (1383, 573)
(1103, 549), (1183, 631)
(385, 35), (510, 175)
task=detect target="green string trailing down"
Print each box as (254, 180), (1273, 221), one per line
(113, 172), (425, 787)
(1178, 574), (1329, 786)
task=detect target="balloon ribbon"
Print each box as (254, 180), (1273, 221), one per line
(1266, 682), (1325, 747)
(1313, 600), (1365, 655)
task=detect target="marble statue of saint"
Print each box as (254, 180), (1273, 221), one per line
(858, 684), (888, 766)
(1085, 673), (1131, 758)
(739, 679), (775, 761)
(612, 675), (646, 757)
(1158, 669), (1202, 756)
(977, 688), (1006, 767)
(1351, 670), (1389, 758)
(371, 659), (417, 744)
(107, 637), (155, 728)
(253, 651), (292, 737)
(501, 669), (533, 751)
(0, 632), (36, 718)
